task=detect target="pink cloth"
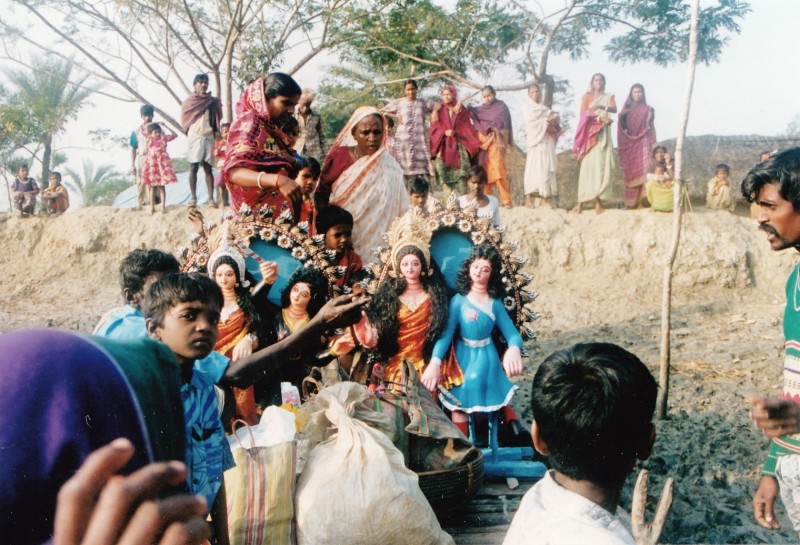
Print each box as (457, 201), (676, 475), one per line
(141, 134), (178, 186)
(430, 86), (480, 168)
(617, 101), (656, 206)
(572, 111), (603, 162)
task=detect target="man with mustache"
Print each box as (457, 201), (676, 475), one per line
(743, 148), (800, 537)
(181, 73), (223, 206)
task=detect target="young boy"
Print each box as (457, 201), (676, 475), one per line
(41, 171), (70, 216)
(298, 155), (321, 232)
(503, 342), (657, 545)
(458, 165), (500, 226)
(315, 205), (363, 287)
(706, 163), (735, 211)
(408, 176), (433, 215)
(93, 249), (181, 339)
(12, 164), (40, 217)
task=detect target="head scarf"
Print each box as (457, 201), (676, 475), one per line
(224, 77), (298, 214)
(441, 84), (458, 106)
(0, 330), (184, 544)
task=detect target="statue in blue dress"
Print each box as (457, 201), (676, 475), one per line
(421, 244), (523, 435)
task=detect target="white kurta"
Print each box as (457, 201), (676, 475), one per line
(523, 100), (558, 198)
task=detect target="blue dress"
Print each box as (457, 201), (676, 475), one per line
(432, 294), (522, 413)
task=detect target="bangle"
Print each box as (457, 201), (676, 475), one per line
(257, 172), (265, 189)
(273, 174), (280, 189)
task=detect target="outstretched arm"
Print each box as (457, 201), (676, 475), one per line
(221, 294), (368, 388)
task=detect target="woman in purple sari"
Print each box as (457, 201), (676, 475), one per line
(469, 86), (513, 208)
(617, 84), (656, 209)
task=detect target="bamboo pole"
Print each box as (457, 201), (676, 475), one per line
(656, 0), (700, 420)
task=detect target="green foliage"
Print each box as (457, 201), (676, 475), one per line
(64, 159), (129, 206)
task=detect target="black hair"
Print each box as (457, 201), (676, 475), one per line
(17, 163), (28, 171)
(651, 145), (667, 159)
(140, 104), (154, 117)
(408, 176), (430, 195)
(315, 204), (354, 235)
(348, 268), (369, 287)
(209, 255), (264, 342)
(50, 171), (61, 181)
(482, 85), (496, 96)
(282, 115), (300, 137)
(263, 72), (302, 100)
(531, 342), (656, 486)
(742, 148), (800, 211)
(715, 163), (730, 174)
(528, 82), (541, 92)
(300, 156), (321, 179)
(193, 73), (209, 85)
(119, 249), (180, 297)
(144, 272), (223, 328)
(404, 79), (418, 90)
(147, 123), (162, 134)
(467, 165), (488, 184)
(368, 246), (448, 362)
(455, 243), (505, 299)
(279, 267), (328, 318)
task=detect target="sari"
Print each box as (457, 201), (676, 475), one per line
(215, 308), (259, 425)
(470, 99), (513, 205)
(617, 100), (656, 207)
(523, 99), (560, 198)
(430, 87), (480, 195)
(321, 106), (409, 258)
(573, 92), (617, 204)
(223, 77), (298, 216)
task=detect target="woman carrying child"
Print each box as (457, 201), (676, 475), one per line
(141, 122), (178, 214)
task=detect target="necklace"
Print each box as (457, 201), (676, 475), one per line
(220, 303), (239, 323)
(399, 292), (429, 312)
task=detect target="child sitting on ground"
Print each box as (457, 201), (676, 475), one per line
(503, 342), (657, 545)
(141, 122), (178, 214)
(458, 165), (500, 226)
(213, 122), (231, 208)
(41, 171), (70, 216)
(297, 155), (321, 232)
(315, 205), (363, 287)
(645, 164), (674, 212)
(12, 164), (40, 217)
(706, 163), (735, 211)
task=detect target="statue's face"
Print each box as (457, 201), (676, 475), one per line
(289, 282), (311, 313)
(400, 253), (422, 283)
(214, 263), (236, 291)
(469, 258), (492, 288)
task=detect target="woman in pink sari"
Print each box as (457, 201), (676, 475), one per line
(223, 73), (304, 217)
(617, 84), (656, 209)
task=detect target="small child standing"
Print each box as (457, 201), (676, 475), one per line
(12, 164), (40, 217)
(213, 122), (231, 208)
(141, 122), (178, 214)
(297, 156), (320, 233)
(706, 163), (735, 211)
(458, 165), (500, 226)
(645, 164), (674, 212)
(504, 342), (658, 545)
(41, 171), (70, 216)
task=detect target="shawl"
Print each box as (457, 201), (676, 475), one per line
(327, 106), (410, 258)
(181, 91), (222, 134)
(617, 100), (656, 185)
(0, 330), (184, 545)
(572, 93), (610, 161)
(430, 87), (480, 168)
(469, 99), (513, 138)
(223, 77), (298, 214)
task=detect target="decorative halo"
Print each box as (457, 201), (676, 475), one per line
(177, 204), (342, 306)
(368, 192), (538, 340)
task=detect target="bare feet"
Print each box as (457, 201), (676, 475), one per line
(525, 195), (533, 208)
(541, 198), (551, 208)
(595, 200), (604, 214)
(571, 203), (582, 214)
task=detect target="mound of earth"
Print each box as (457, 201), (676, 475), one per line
(2, 204), (798, 543)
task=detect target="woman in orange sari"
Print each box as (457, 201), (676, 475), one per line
(208, 243), (265, 425)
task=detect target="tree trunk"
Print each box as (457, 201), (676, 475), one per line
(41, 134), (52, 189)
(656, 0), (700, 420)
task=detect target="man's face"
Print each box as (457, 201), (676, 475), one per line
(127, 272), (166, 310)
(50, 175), (61, 187)
(324, 224), (352, 254)
(298, 102), (310, 114)
(194, 79), (208, 94)
(410, 192), (428, 209)
(756, 183), (800, 252)
(148, 300), (220, 366)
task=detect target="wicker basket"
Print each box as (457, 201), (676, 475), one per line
(417, 447), (484, 515)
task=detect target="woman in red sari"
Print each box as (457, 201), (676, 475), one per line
(617, 84), (656, 209)
(224, 73), (304, 216)
(430, 85), (481, 195)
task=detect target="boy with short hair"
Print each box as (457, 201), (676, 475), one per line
(503, 342), (657, 545)
(41, 171), (70, 215)
(408, 176), (432, 215)
(94, 249), (181, 339)
(12, 164), (40, 216)
(315, 205), (362, 286)
(144, 272), (233, 545)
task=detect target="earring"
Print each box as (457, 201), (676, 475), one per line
(235, 282), (240, 287)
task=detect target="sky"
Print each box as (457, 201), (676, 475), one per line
(1, 0), (798, 205)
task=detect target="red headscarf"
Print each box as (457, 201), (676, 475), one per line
(430, 85), (480, 168)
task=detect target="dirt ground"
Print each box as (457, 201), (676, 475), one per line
(2, 203), (799, 543)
